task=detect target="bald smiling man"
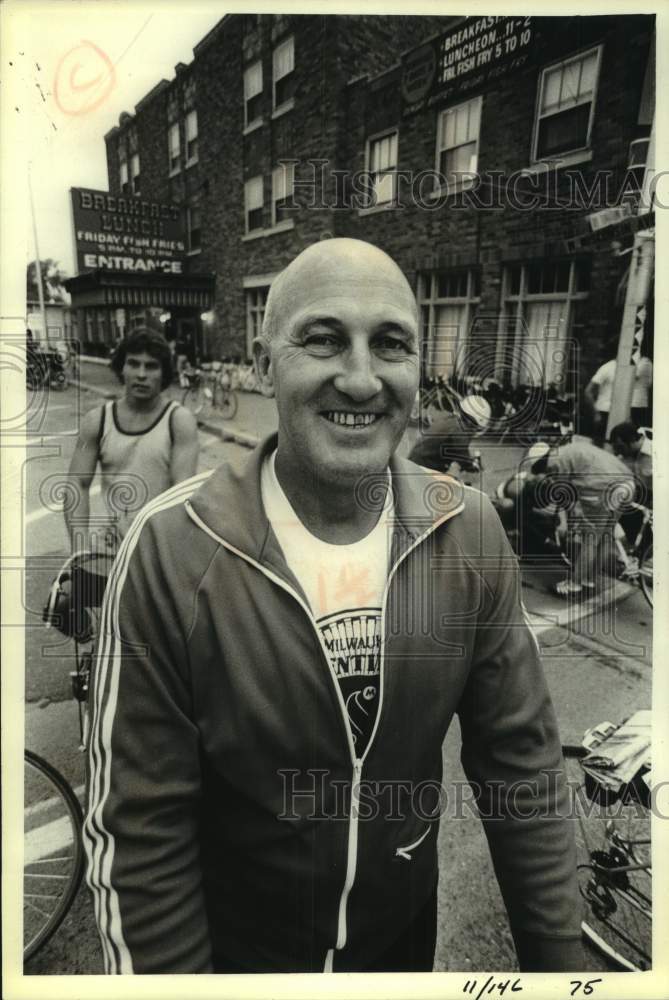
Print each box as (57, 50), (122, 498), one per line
(85, 240), (583, 975)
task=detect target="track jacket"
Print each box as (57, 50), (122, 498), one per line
(84, 434), (582, 974)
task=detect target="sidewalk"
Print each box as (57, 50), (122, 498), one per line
(73, 359), (635, 631)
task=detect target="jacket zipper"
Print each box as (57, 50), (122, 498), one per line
(395, 825), (431, 860)
(185, 495), (463, 970)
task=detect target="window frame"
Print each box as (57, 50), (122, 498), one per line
(244, 60), (264, 129)
(531, 45), (602, 164)
(168, 122), (181, 176)
(244, 175), (265, 234)
(364, 128), (399, 210)
(416, 269), (481, 379)
(186, 204), (202, 254)
(245, 285), (270, 357)
(498, 259), (589, 388)
(185, 110), (198, 166)
(120, 159), (129, 195)
(272, 35), (295, 113)
(130, 153), (140, 195)
(434, 95), (482, 193)
(271, 161), (295, 227)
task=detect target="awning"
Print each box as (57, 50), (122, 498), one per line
(64, 269), (215, 310)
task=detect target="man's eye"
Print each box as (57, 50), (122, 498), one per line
(304, 333), (341, 354)
(375, 337), (411, 354)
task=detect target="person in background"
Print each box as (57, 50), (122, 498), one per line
(408, 394), (491, 479)
(64, 329), (199, 552)
(585, 353), (653, 445)
(609, 421), (653, 506)
(532, 438), (634, 598)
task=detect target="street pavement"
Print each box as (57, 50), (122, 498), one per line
(18, 364), (651, 975)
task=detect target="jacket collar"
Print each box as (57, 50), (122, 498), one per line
(186, 433), (466, 578)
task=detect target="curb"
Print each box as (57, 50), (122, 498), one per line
(527, 579), (637, 636)
(68, 377), (118, 400)
(198, 418), (259, 450)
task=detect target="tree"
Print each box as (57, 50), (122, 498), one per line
(26, 259), (71, 305)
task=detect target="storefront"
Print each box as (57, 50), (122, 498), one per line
(65, 187), (215, 360)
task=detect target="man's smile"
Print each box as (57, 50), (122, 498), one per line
(322, 410), (383, 429)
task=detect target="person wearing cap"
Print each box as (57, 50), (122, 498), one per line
(408, 394), (491, 478)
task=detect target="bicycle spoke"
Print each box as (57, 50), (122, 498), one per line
(24, 751), (84, 961)
(564, 751), (652, 971)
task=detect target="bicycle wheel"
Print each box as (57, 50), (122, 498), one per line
(562, 746), (651, 971)
(638, 541), (653, 609)
(182, 385), (206, 416)
(24, 750), (84, 961)
(214, 385), (238, 420)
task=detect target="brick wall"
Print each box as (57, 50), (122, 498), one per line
(103, 13), (653, 371)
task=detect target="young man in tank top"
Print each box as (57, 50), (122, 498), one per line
(64, 329), (199, 552)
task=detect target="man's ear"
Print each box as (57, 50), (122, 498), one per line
(253, 338), (275, 398)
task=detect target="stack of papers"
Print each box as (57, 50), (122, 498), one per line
(581, 710), (651, 793)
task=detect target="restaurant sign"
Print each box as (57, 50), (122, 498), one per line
(71, 187), (186, 275)
(402, 16), (534, 114)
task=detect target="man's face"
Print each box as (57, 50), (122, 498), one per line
(258, 251), (420, 487)
(122, 351), (163, 402)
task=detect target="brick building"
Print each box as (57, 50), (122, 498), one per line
(68, 13), (654, 390)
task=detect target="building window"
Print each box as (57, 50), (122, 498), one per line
(417, 270), (481, 380)
(130, 153), (140, 195)
(533, 46), (601, 161)
(436, 96), (482, 187)
(273, 36), (294, 110)
(183, 77), (196, 111)
(120, 159), (129, 195)
(272, 162), (294, 225)
(187, 205), (201, 252)
(367, 130), (399, 206)
(245, 176), (264, 232)
(244, 60), (263, 127)
(185, 110), (198, 165)
(246, 286), (269, 356)
(168, 122), (181, 174)
(500, 260), (590, 387)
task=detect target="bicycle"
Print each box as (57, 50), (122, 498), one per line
(562, 713), (651, 971)
(615, 501), (653, 608)
(180, 364), (212, 417)
(24, 551), (112, 962)
(23, 750), (85, 961)
(209, 361), (239, 420)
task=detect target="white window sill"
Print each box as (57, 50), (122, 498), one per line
(168, 166), (181, 178)
(522, 149), (594, 174)
(271, 99), (295, 120)
(187, 248), (202, 256)
(357, 201), (399, 216)
(185, 157), (199, 169)
(243, 118), (264, 136)
(428, 179), (476, 199)
(242, 219), (295, 241)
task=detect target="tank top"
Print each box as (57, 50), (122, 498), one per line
(98, 399), (178, 544)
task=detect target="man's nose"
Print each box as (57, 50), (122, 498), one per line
(333, 345), (382, 401)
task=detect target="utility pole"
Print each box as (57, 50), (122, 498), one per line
(606, 116), (655, 435)
(28, 165), (48, 344)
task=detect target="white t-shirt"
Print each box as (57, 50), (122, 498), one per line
(591, 358), (653, 411)
(261, 452), (393, 756)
